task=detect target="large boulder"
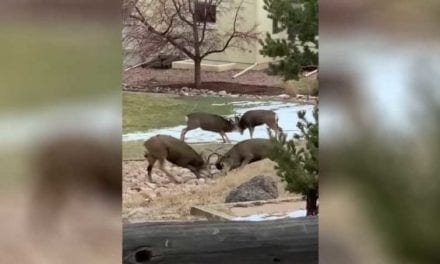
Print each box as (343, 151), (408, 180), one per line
(225, 175), (278, 203)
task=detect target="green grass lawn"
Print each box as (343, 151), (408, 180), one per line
(123, 92), (238, 160)
(123, 92), (235, 133)
(123, 140), (145, 160)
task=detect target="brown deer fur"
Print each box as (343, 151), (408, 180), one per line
(181, 112), (237, 143)
(215, 139), (273, 172)
(144, 134), (210, 183)
(238, 110), (282, 138)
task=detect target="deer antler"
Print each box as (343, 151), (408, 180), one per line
(206, 152), (221, 164)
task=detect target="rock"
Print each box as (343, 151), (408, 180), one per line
(218, 90), (227, 96)
(187, 179), (198, 185)
(131, 192), (148, 205)
(278, 93), (290, 99)
(156, 187), (168, 197)
(225, 175), (278, 203)
(130, 186), (141, 192)
(197, 178), (205, 184)
(145, 182), (157, 189)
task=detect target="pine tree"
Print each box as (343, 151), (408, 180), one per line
(270, 106), (319, 215)
(260, 0), (318, 80)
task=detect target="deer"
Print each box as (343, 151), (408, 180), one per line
(29, 134), (121, 233)
(237, 110), (282, 138)
(180, 112), (239, 143)
(144, 134), (215, 183)
(215, 138), (274, 173)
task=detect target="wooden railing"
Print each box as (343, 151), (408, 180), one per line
(123, 217), (318, 264)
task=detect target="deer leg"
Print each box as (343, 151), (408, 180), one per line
(268, 122), (281, 138)
(219, 132), (226, 143)
(146, 156), (157, 183)
(158, 159), (182, 184)
(276, 125), (283, 138)
(180, 127), (188, 141)
(223, 133), (231, 143)
(181, 126), (197, 142)
(220, 132), (230, 143)
(249, 127), (255, 138)
(239, 156), (254, 169)
(187, 165), (201, 179)
(266, 127), (273, 137)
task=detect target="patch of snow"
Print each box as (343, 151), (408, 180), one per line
(123, 100), (314, 142)
(231, 209), (307, 222)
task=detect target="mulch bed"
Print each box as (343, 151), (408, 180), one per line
(160, 82), (284, 96)
(123, 68), (286, 96)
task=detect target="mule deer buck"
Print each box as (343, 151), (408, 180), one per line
(181, 112), (238, 143)
(215, 139), (274, 172)
(237, 110), (282, 138)
(30, 134), (121, 232)
(144, 134), (214, 183)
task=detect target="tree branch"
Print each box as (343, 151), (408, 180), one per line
(171, 0), (195, 27)
(201, 0), (244, 58)
(131, 5), (195, 59)
(198, 0), (213, 45)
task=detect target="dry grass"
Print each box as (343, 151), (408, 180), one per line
(281, 78), (319, 96)
(124, 159), (293, 222)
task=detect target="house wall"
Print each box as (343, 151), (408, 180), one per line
(255, 0), (287, 64)
(205, 0), (286, 66)
(125, 0), (286, 69)
(204, 0), (257, 65)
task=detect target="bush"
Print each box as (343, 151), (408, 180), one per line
(281, 78), (318, 96)
(270, 106), (319, 215)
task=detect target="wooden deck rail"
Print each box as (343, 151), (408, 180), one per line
(123, 217), (318, 264)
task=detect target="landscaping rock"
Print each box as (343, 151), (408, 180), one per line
(278, 93), (291, 99)
(225, 175), (278, 203)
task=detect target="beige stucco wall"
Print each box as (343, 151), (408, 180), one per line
(205, 0), (286, 66)
(255, 0), (287, 64)
(129, 0), (285, 67)
(204, 0), (257, 64)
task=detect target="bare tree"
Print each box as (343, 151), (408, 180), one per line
(125, 0), (259, 88)
(123, 0), (176, 67)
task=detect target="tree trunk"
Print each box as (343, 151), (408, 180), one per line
(123, 218), (318, 264)
(306, 190), (318, 216)
(194, 59), (202, 89)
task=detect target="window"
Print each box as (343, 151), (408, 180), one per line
(195, 1), (216, 23)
